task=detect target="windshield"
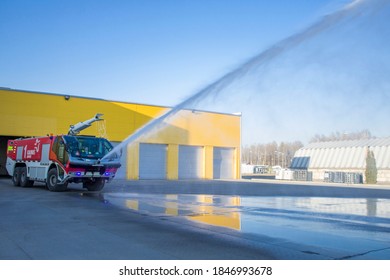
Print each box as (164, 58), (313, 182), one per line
(63, 136), (113, 159)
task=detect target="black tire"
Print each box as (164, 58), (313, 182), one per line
(20, 166), (34, 187)
(12, 167), (21, 186)
(46, 168), (67, 192)
(83, 179), (105, 192)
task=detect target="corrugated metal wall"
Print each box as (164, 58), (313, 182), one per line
(292, 138), (390, 169)
(291, 138), (390, 183)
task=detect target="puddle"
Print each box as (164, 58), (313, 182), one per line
(99, 193), (390, 257)
(102, 193), (390, 232)
(102, 193), (240, 227)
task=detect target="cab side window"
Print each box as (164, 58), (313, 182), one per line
(52, 137), (68, 165)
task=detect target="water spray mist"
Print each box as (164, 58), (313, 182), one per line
(101, 0), (387, 162)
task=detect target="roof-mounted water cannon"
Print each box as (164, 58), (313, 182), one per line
(68, 113), (104, 135)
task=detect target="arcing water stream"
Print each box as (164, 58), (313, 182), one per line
(101, 0), (388, 162)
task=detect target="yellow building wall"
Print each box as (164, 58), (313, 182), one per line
(167, 144), (179, 180)
(204, 146), (214, 179)
(1, 89), (241, 180)
(137, 109), (240, 147)
(126, 143), (139, 180)
(155, 110), (240, 179)
(0, 89), (166, 141)
(126, 109), (241, 180)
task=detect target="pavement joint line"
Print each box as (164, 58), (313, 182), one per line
(336, 246), (390, 260)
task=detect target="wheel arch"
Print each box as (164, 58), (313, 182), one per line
(48, 163), (57, 171)
(14, 162), (26, 169)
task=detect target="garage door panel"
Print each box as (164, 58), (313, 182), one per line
(178, 145), (203, 179)
(213, 147), (234, 179)
(139, 143), (167, 179)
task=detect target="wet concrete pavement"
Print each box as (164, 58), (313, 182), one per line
(102, 192), (390, 260)
(1, 178), (390, 259)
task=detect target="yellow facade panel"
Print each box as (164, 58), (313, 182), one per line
(126, 143), (139, 180)
(137, 110), (241, 147)
(204, 146), (214, 179)
(167, 144), (179, 180)
(0, 89), (166, 142)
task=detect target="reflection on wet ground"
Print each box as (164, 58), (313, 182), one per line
(103, 193), (242, 229)
(102, 193), (390, 259)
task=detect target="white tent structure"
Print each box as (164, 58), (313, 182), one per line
(291, 137), (390, 184)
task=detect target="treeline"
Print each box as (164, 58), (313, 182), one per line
(242, 130), (375, 168)
(310, 129), (373, 143)
(241, 141), (304, 168)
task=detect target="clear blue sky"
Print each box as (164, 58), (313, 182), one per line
(0, 0), (332, 105)
(1, 0), (389, 143)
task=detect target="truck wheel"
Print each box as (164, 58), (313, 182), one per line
(46, 168), (67, 192)
(83, 179), (105, 192)
(20, 166), (34, 187)
(12, 167), (21, 186)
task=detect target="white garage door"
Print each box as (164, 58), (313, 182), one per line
(213, 147), (234, 179)
(178, 145), (203, 179)
(139, 143), (167, 179)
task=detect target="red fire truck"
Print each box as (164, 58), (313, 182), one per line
(5, 114), (121, 192)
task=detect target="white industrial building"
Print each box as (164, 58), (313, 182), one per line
(290, 137), (390, 184)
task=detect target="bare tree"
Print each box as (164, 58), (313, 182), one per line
(242, 141), (303, 167)
(310, 129), (373, 143)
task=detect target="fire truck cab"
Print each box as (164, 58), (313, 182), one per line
(5, 114), (121, 192)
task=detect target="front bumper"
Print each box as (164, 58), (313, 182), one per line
(66, 170), (116, 182)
